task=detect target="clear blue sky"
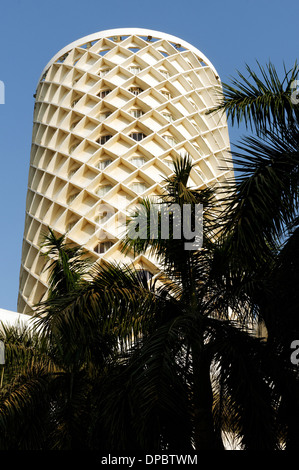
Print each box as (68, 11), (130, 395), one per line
(0, 0), (298, 312)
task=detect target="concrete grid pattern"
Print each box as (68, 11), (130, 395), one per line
(18, 28), (233, 314)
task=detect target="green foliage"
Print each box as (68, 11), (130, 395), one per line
(1, 61), (299, 450)
(212, 61), (299, 135)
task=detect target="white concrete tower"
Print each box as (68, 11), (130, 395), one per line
(18, 28), (232, 314)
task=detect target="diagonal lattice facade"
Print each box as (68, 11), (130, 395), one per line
(17, 28), (233, 314)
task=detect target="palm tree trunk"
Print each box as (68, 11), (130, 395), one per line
(191, 340), (224, 450)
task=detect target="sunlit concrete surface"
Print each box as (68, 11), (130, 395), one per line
(0, 308), (33, 328)
(18, 28), (232, 313)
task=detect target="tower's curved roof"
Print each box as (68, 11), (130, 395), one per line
(39, 28), (219, 82)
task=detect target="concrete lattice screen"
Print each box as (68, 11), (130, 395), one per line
(18, 28), (233, 314)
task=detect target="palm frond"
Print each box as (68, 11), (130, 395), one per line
(0, 363), (54, 449)
(40, 228), (92, 298)
(218, 126), (299, 267)
(207, 318), (281, 450)
(97, 316), (194, 451)
(211, 61), (299, 135)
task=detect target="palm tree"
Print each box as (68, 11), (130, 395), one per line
(212, 61), (299, 448)
(213, 61), (299, 267)
(0, 153), (284, 450)
(0, 321), (55, 449)
(97, 155), (281, 451)
(0, 231), (121, 450)
(3, 70), (296, 447)
(90, 62), (299, 450)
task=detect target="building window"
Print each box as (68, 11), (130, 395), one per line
(129, 132), (146, 141)
(96, 184), (113, 197)
(159, 69), (170, 79)
(72, 78), (80, 87)
(130, 157), (145, 167)
(97, 90), (111, 99)
(131, 182), (147, 194)
(99, 112), (112, 122)
(96, 135), (112, 145)
(68, 167), (79, 178)
(161, 90), (172, 100)
(94, 241), (114, 253)
(69, 143), (80, 154)
(71, 98), (80, 108)
(129, 67), (141, 74)
(162, 135), (178, 146)
(166, 160), (175, 171)
(130, 109), (144, 118)
(99, 69), (111, 77)
(66, 220), (77, 231)
(95, 210), (113, 224)
(128, 87), (143, 96)
(70, 118), (81, 130)
(162, 112), (174, 122)
(97, 159), (113, 170)
(67, 193), (79, 205)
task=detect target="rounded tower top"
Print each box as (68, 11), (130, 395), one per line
(39, 28), (219, 82)
(19, 25), (231, 313)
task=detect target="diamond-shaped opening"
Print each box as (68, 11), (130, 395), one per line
(142, 158), (169, 182)
(78, 52), (101, 71)
(139, 109), (168, 132)
(27, 192), (42, 218)
(73, 116), (100, 137)
(104, 44), (133, 64)
(40, 104), (58, 126)
(74, 219), (97, 243)
(37, 197), (52, 220)
(129, 181), (149, 194)
(49, 177), (66, 200)
(104, 109), (134, 132)
(92, 202), (117, 225)
(95, 182), (113, 197)
(102, 64), (131, 86)
(138, 45), (163, 65)
(76, 190), (98, 213)
(73, 164), (99, 186)
(107, 186), (135, 209)
(87, 170), (116, 193)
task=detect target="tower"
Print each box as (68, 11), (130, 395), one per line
(18, 28), (232, 314)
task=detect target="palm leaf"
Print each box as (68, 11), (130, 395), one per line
(218, 126), (299, 267)
(211, 61), (299, 135)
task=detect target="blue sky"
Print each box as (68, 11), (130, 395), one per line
(0, 0), (298, 312)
